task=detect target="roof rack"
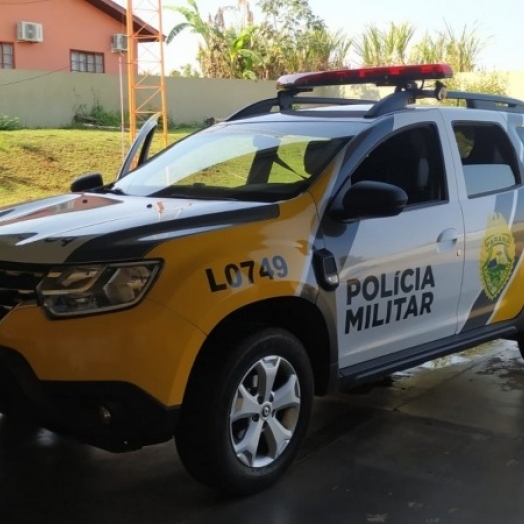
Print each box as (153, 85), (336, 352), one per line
(365, 87), (524, 117)
(225, 64), (524, 121)
(364, 82), (447, 118)
(226, 90), (375, 121)
(445, 91), (524, 113)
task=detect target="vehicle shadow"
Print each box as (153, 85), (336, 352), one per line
(0, 415), (224, 524)
(0, 395), (375, 524)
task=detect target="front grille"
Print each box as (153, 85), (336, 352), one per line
(0, 265), (47, 321)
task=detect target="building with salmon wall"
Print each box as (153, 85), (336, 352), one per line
(0, 0), (156, 75)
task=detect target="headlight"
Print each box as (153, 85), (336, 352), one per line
(37, 260), (162, 318)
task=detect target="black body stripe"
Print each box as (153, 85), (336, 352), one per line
(66, 204), (280, 263)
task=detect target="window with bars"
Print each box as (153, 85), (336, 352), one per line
(70, 50), (104, 73)
(0, 43), (14, 69)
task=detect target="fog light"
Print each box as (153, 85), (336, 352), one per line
(99, 405), (112, 425)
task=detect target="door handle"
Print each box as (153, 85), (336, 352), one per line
(436, 228), (458, 253)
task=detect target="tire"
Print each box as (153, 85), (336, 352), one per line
(175, 326), (314, 496)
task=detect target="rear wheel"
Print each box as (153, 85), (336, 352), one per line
(175, 326), (314, 496)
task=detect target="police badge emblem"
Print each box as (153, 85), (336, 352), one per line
(480, 213), (515, 300)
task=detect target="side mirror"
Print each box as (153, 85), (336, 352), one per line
(70, 173), (104, 193)
(330, 180), (407, 221)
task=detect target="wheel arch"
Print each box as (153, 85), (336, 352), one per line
(188, 296), (337, 398)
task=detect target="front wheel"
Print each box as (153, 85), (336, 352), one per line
(175, 326), (314, 496)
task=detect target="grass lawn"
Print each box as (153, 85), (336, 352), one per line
(0, 127), (195, 207)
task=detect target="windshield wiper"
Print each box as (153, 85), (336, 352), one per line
(157, 191), (238, 201)
(151, 185), (238, 201)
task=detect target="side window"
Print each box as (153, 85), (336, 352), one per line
(351, 124), (446, 205)
(453, 123), (519, 197)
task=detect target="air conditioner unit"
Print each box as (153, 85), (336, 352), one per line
(111, 34), (128, 53)
(17, 21), (44, 43)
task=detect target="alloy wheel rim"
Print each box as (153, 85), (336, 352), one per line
(229, 355), (301, 468)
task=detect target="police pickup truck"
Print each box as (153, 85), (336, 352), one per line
(1, 64), (524, 495)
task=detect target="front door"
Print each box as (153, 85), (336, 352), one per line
(322, 117), (465, 368)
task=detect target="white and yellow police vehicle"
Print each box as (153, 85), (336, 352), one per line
(1, 64), (524, 495)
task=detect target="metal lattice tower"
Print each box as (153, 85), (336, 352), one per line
(125, 0), (168, 146)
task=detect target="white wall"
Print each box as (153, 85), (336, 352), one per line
(0, 70), (276, 128)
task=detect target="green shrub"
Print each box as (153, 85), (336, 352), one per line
(0, 115), (20, 130)
(73, 103), (124, 128)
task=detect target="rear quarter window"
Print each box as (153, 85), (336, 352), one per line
(453, 122), (520, 197)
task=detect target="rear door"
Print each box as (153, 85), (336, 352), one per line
(442, 113), (524, 332)
(321, 113), (465, 368)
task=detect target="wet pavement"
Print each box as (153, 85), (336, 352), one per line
(1, 339), (524, 524)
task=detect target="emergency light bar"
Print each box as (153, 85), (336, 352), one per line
(277, 64), (453, 90)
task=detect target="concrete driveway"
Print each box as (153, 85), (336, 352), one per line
(1, 339), (523, 524)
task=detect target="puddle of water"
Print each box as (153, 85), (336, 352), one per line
(419, 354), (470, 369)
(415, 339), (517, 371)
(476, 351), (524, 391)
(406, 339), (524, 391)
(346, 339), (521, 392)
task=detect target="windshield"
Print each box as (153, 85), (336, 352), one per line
(110, 121), (363, 202)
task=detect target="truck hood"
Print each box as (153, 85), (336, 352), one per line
(0, 193), (279, 264)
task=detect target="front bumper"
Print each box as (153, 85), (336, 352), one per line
(0, 347), (180, 452)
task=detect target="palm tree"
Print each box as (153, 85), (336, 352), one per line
(168, 0), (264, 79)
(410, 33), (447, 65)
(386, 22), (416, 64)
(410, 22), (485, 73)
(354, 26), (380, 66)
(297, 29), (351, 71)
(166, 0), (221, 47)
(354, 23), (415, 66)
(441, 22), (485, 72)
(409, 23), (505, 99)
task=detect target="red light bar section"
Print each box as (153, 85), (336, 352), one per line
(277, 64), (453, 90)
